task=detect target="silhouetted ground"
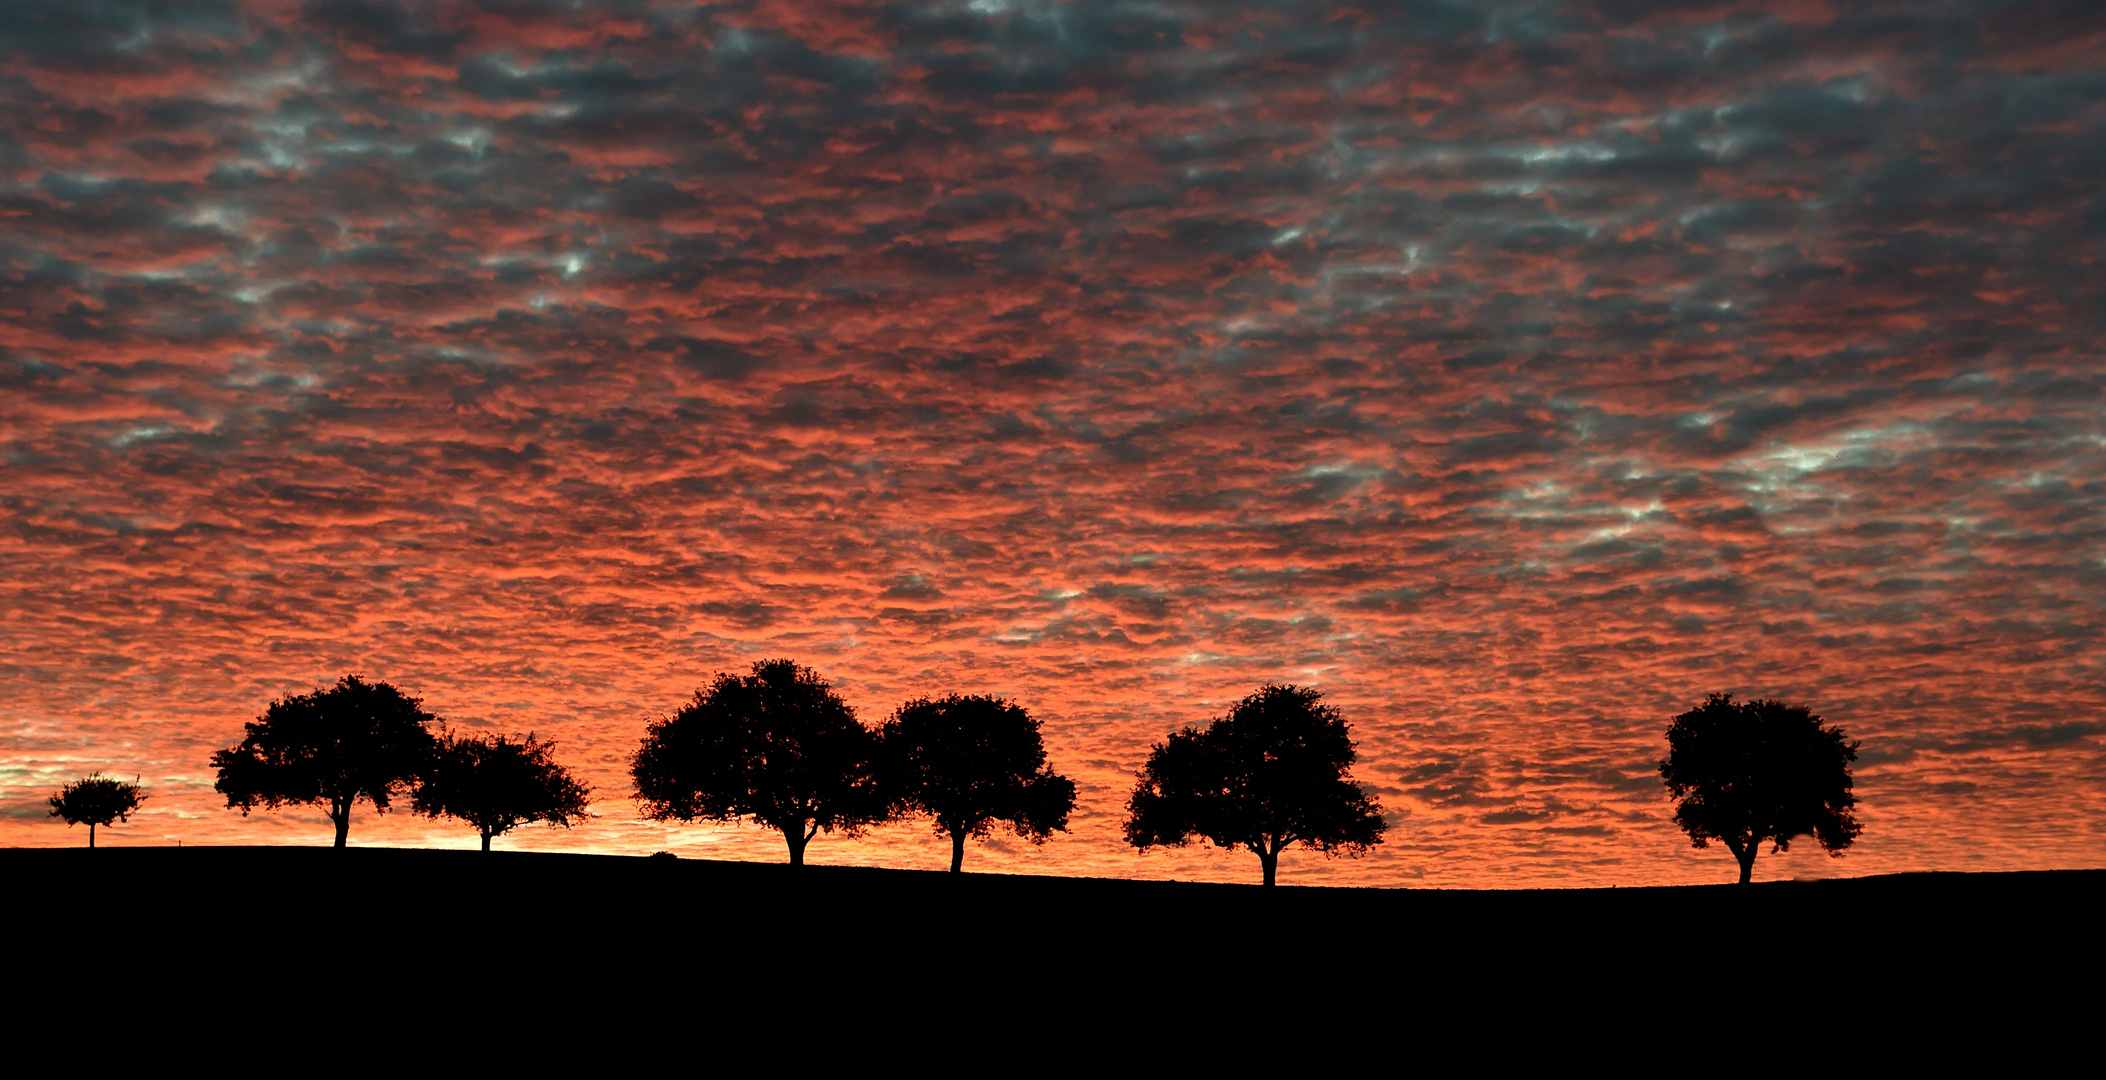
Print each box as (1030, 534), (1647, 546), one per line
(9, 846), (2099, 1041)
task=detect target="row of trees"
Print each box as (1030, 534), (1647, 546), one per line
(186, 663), (1082, 871)
(211, 675), (590, 850)
(628, 661), (1390, 881)
(633, 674), (1857, 885)
(174, 659), (1385, 881)
(47, 665), (1863, 885)
(632, 659), (1078, 870)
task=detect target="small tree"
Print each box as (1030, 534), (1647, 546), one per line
(210, 674), (440, 848)
(1659, 693), (1862, 884)
(631, 658), (887, 866)
(880, 694), (1077, 873)
(415, 732), (592, 851)
(48, 773), (147, 848)
(1125, 684), (1386, 886)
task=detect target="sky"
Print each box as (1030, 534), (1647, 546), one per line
(3, 0), (2103, 886)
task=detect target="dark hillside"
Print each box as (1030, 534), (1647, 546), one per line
(8, 847), (2099, 1032)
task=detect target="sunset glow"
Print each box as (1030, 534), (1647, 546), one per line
(4, 1), (2103, 885)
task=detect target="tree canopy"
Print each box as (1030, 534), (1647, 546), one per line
(879, 694), (1076, 872)
(48, 773), (147, 848)
(1125, 684), (1386, 885)
(414, 732), (591, 851)
(631, 658), (887, 865)
(1659, 693), (1862, 884)
(210, 674), (440, 848)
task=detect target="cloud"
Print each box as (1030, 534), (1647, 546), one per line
(0, 0), (2101, 883)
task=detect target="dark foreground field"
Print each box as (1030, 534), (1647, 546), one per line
(8, 846), (2100, 1039)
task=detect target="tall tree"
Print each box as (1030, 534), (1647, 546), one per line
(414, 732), (592, 851)
(631, 659), (886, 866)
(1659, 693), (1862, 884)
(1125, 684), (1385, 886)
(48, 773), (147, 848)
(879, 694), (1076, 873)
(210, 675), (440, 848)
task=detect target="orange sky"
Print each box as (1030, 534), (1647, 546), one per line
(3, 0), (2103, 885)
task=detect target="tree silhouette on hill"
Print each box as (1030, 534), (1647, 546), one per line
(1659, 693), (1862, 884)
(879, 694), (1076, 872)
(48, 773), (147, 848)
(210, 675), (440, 848)
(631, 659), (887, 866)
(1125, 684), (1385, 886)
(415, 732), (591, 851)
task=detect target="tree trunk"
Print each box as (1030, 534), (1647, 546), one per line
(1736, 845), (1756, 885)
(88, 822), (96, 849)
(332, 804), (351, 849)
(1258, 850), (1278, 887)
(481, 829), (493, 852)
(950, 831), (966, 874)
(786, 826), (808, 867)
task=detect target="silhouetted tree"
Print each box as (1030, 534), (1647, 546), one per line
(414, 732), (591, 851)
(631, 659), (886, 866)
(210, 675), (440, 848)
(48, 773), (147, 848)
(879, 694), (1077, 873)
(1659, 693), (1862, 884)
(1125, 684), (1386, 886)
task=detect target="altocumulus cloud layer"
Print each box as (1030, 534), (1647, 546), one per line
(2, 0), (2102, 883)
